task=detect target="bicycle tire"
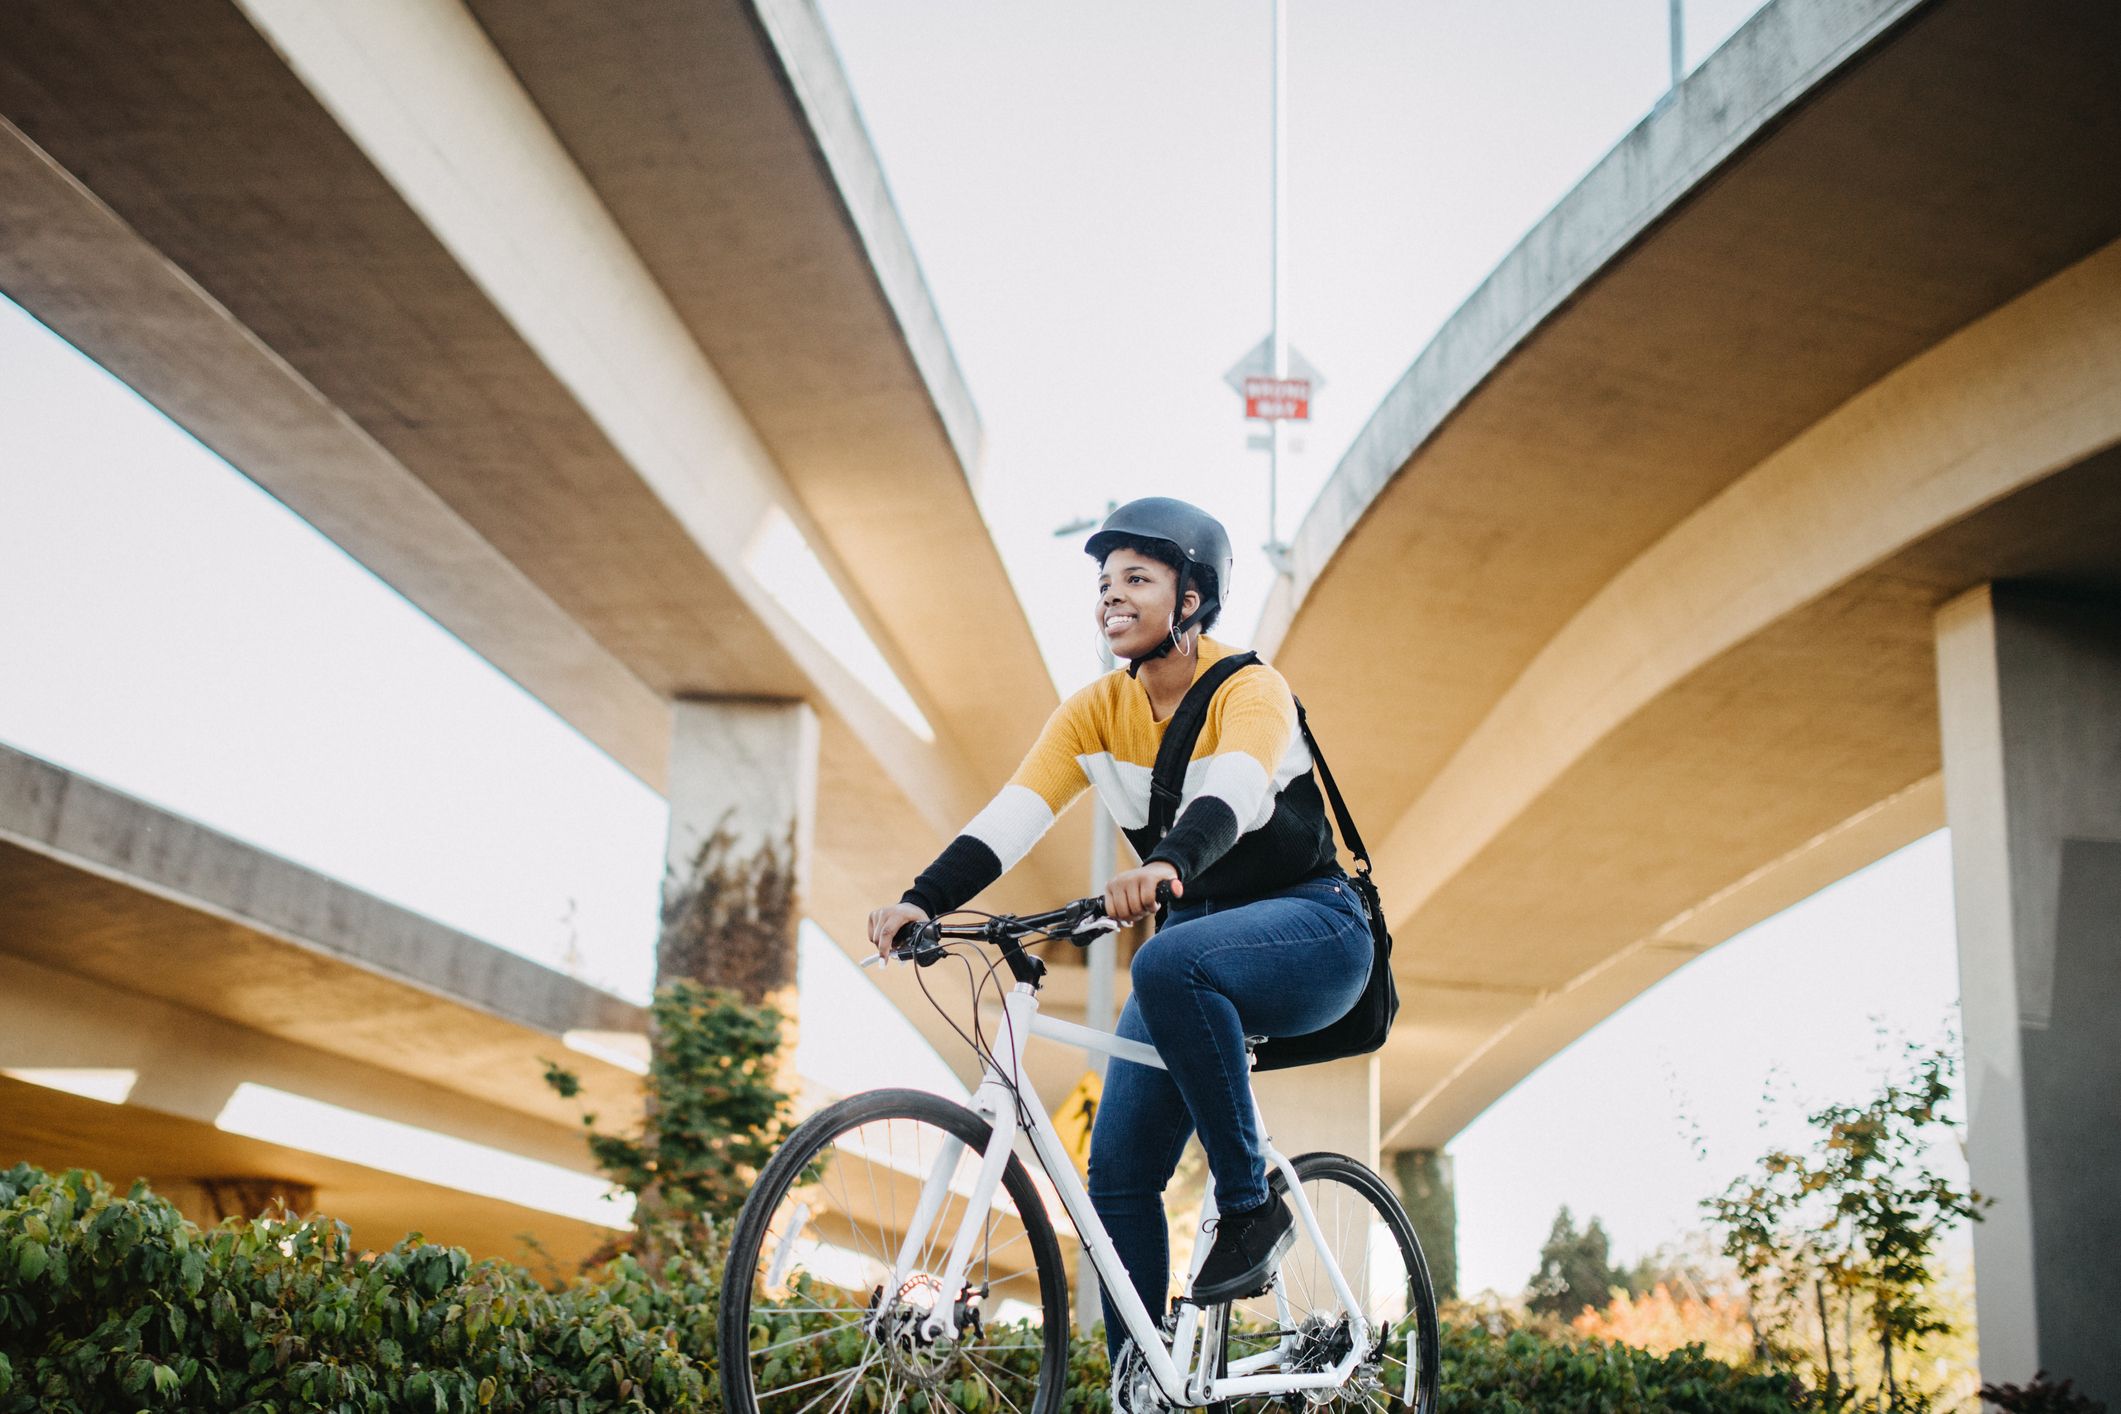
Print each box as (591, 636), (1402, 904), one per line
(719, 1087), (1072, 1414)
(1209, 1151), (1442, 1414)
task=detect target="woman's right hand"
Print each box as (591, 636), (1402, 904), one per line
(867, 901), (931, 962)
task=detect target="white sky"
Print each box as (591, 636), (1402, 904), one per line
(0, 0), (1967, 1299)
(814, 0), (1773, 682)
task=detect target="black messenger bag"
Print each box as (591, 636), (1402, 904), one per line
(1147, 653), (1400, 1073)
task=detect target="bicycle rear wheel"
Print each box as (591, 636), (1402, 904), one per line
(719, 1087), (1071, 1414)
(1211, 1151), (1441, 1413)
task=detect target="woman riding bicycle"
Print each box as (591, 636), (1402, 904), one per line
(867, 496), (1374, 1354)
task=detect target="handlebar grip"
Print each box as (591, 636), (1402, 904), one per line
(887, 917), (948, 967)
(1154, 878), (1177, 906)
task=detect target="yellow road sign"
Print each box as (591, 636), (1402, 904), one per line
(1054, 1070), (1103, 1178)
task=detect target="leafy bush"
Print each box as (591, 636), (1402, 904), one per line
(544, 980), (801, 1248)
(1436, 1322), (1803, 1414)
(2, 1158), (1819, 1414)
(1980, 1372), (2107, 1414)
(1704, 1041), (1983, 1409)
(0, 1164), (717, 1412)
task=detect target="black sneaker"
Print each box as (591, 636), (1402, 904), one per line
(1191, 1195), (1296, 1303)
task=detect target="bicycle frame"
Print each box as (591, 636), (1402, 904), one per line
(879, 980), (1372, 1408)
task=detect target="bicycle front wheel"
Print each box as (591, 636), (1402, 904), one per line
(719, 1087), (1071, 1414)
(1212, 1151), (1441, 1414)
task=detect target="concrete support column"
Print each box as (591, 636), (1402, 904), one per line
(659, 698), (819, 1002)
(1391, 1149), (1458, 1301)
(1255, 1054), (1379, 1170)
(1256, 1055), (1380, 1304)
(1935, 584), (2121, 1402)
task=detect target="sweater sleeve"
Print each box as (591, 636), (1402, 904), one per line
(901, 686), (1098, 916)
(1145, 666), (1299, 883)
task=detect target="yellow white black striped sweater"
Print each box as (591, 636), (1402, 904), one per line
(902, 638), (1338, 916)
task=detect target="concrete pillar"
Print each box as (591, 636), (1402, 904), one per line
(659, 698), (819, 1002)
(1935, 584), (2121, 1402)
(1256, 1055), (1380, 1307)
(1256, 1054), (1379, 1170)
(1391, 1149), (1458, 1301)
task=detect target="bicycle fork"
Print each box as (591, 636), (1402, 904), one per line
(876, 989), (1038, 1345)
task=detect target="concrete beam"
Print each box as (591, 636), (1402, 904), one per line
(0, 110), (672, 784)
(0, 0), (1084, 996)
(0, 953), (602, 1186)
(228, 0), (974, 832)
(1242, 0), (2121, 1146)
(0, 743), (645, 1131)
(459, 0), (1062, 801)
(1377, 234), (2121, 1147)
(0, 1074), (616, 1267)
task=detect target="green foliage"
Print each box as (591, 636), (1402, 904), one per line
(1703, 1041), (1986, 1410)
(4, 1160), (1829, 1414)
(1527, 1206), (1621, 1320)
(1436, 1322), (1802, 1414)
(1980, 1372), (2108, 1414)
(545, 980), (801, 1246)
(0, 1164), (716, 1412)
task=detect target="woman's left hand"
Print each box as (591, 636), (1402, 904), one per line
(1105, 861), (1182, 924)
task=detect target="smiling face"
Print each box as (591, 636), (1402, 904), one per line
(1098, 546), (1200, 660)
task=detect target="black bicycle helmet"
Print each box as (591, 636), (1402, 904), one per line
(1085, 497), (1234, 674)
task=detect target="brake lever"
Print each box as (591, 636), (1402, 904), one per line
(1069, 915), (1121, 943)
(858, 943), (945, 969)
(859, 920), (945, 969)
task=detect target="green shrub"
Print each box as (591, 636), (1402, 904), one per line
(3, 1161), (1806, 1413)
(1436, 1322), (1803, 1414)
(0, 1164), (716, 1412)
(544, 980), (801, 1249)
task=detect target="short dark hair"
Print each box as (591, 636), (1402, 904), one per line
(1099, 536), (1221, 633)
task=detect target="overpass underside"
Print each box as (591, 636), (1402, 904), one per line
(1264, 0), (2121, 1148)
(0, 0), (1094, 1104)
(0, 744), (646, 1262)
(1260, 0), (2119, 1388)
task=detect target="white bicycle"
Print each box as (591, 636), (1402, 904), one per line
(717, 894), (1441, 1414)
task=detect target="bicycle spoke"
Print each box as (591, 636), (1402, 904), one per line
(747, 1319), (864, 1360)
(759, 1362), (864, 1405)
(724, 1091), (1067, 1414)
(963, 1352), (1034, 1414)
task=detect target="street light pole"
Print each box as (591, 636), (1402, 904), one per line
(1268, 0), (1287, 556)
(1086, 633), (1118, 1068)
(1669, 0), (1685, 90)
(1054, 507), (1119, 1333)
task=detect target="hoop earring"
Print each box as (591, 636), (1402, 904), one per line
(1171, 622), (1193, 657)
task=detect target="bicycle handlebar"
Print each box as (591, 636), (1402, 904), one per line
(860, 880), (1175, 971)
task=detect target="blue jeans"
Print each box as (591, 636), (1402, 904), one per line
(1086, 872), (1372, 1352)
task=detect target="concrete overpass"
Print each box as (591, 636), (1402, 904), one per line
(0, 0), (1096, 1091)
(1262, 0), (2120, 1390)
(0, 742), (1055, 1295)
(5, 0), (2115, 1386)
(0, 742), (644, 1263)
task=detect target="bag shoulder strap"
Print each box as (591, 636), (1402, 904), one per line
(1146, 651), (1259, 841)
(1294, 697), (1371, 873)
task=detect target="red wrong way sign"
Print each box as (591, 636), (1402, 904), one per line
(1244, 376), (1310, 421)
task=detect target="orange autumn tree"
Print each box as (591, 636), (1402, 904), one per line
(1574, 1283), (1758, 1366)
